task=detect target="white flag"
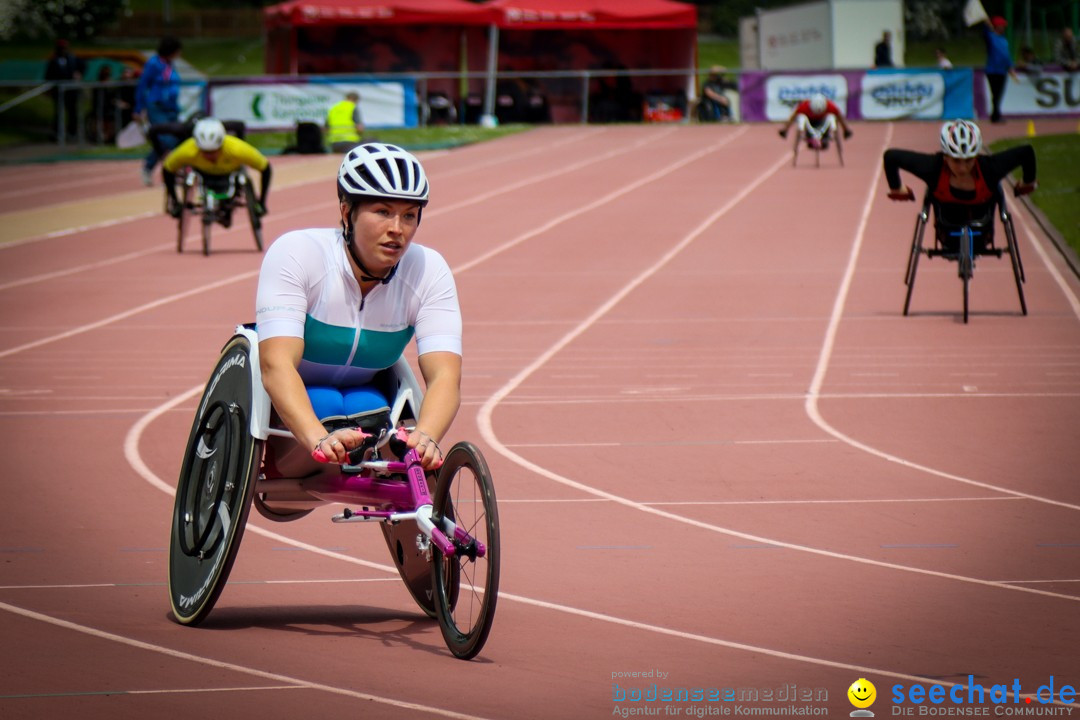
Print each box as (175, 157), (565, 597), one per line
(963, 0), (989, 26)
(115, 120), (146, 149)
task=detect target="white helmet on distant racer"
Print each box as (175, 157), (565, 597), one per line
(193, 118), (226, 152)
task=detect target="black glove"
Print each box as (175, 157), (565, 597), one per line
(778, 128), (788, 139)
(167, 196), (182, 219)
(256, 199), (268, 217)
(843, 128), (853, 140)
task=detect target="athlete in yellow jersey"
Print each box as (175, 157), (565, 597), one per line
(163, 117), (272, 220)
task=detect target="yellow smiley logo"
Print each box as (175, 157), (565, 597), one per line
(848, 678), (877, 709)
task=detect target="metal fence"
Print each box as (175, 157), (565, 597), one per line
(1, 66), (730, 149)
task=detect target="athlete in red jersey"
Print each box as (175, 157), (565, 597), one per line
(778, 93), (853, 149)
(883, 119), (1036, 227)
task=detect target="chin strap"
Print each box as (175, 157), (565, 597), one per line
(342, 217), (398, 285)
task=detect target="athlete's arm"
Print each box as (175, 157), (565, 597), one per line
(883, 149), (938, 197)
(983, 145), (1037, 189)
(410, 351), (462, 470)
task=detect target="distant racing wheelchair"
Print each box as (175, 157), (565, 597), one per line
(884, 119), (1036, 323)
(163, 117), (271, 256)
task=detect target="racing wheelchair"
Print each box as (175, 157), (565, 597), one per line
(791, 123), (844, 168)
(902, 184), (1026, 323)
(174, 168), (263, 256)
(168, 325), (500, 659)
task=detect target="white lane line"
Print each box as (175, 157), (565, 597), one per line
(0, 243), (173, 292)
(0, 601), (494, 720)
(1, 685), (304, 699)
(803, 124), (1080, 514)
(470, 131), (1080, 602)
(120, 392), (1072, 705)
(1012, 197), (1080, 320)
(0, 270), (260, 359)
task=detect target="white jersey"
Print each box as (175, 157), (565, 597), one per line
(255, 228), (461, 387)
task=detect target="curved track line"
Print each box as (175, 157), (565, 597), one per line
(0, 601), (494, 720)
(804, 123), (1080, 513)
(471, 137), (1079, 602)
(120, 387), (1052, 703)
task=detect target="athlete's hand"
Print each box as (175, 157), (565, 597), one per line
(778, 128), (788, 139)
(256, 201), (267, 217)
(399, 426), (444, 471)
(167, 197), (182, 218)
(887, 186), (915, 202)
(1013, 181), (1037, 197)
(843, 128), (854, 140)
(311, 427), (370, 464)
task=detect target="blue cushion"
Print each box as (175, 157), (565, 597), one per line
(307, 385), (389, 421)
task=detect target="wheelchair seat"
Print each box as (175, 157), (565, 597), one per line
(307, 385), (392, 437)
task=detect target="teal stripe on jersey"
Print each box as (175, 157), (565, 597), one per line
(303, 315), (354, 366)
(303, 315), (415, 369)
(353, 326), (414, 368)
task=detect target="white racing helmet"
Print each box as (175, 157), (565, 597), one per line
(809, 93), (828, 114)
(338, 142), (429, 206)
(940, 119), (982, 159)
(192, 118), (226, 152)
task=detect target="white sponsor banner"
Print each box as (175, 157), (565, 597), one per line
(764, 74), (848, 121)
(996, 72), (1080, 116)
(861, 73), (945, 119)
(209, 82), (410, 130)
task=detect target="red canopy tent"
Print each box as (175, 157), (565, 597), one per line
(263, 0), (495, 76)
(482, 0), (697, 122)
(262, 0), (697, 123)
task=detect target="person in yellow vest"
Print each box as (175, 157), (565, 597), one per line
(162, 117), (272, 222)
(326, 91), (364, 153)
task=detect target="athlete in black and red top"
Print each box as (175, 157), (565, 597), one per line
(883, 119), (1037, 226)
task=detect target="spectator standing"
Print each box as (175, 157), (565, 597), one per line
(326, 91), (364, 153)
(982, 17), (1016, 124)
(1054, 28), (1079, 72)
(874, 31), (894, 68)
(44, 39), (84, 141)
(134, 36), (183, 186)
(936, 47), (954, 69)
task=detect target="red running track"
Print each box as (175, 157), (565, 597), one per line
(1, 121), (1078, 720)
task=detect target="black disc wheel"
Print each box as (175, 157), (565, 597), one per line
(169, 334), (262, 625)
(431, 442), (500, 660)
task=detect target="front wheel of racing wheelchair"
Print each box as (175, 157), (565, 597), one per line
(902, 185), (1026, 324)
(174, 169), (263, 256)
(168, 332), (264, 625)
(791, 125), (843, 168)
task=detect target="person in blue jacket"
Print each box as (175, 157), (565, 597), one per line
(982, 17), (1017, 124)
(134, 36), (183, 185)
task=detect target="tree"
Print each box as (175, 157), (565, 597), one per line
(4, 0), (126, 41)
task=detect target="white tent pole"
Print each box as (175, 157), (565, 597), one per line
(481, 23), (499, 127)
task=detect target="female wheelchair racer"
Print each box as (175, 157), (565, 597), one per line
(168, 144), (499, 658)
(883, 119), (1036, 321)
